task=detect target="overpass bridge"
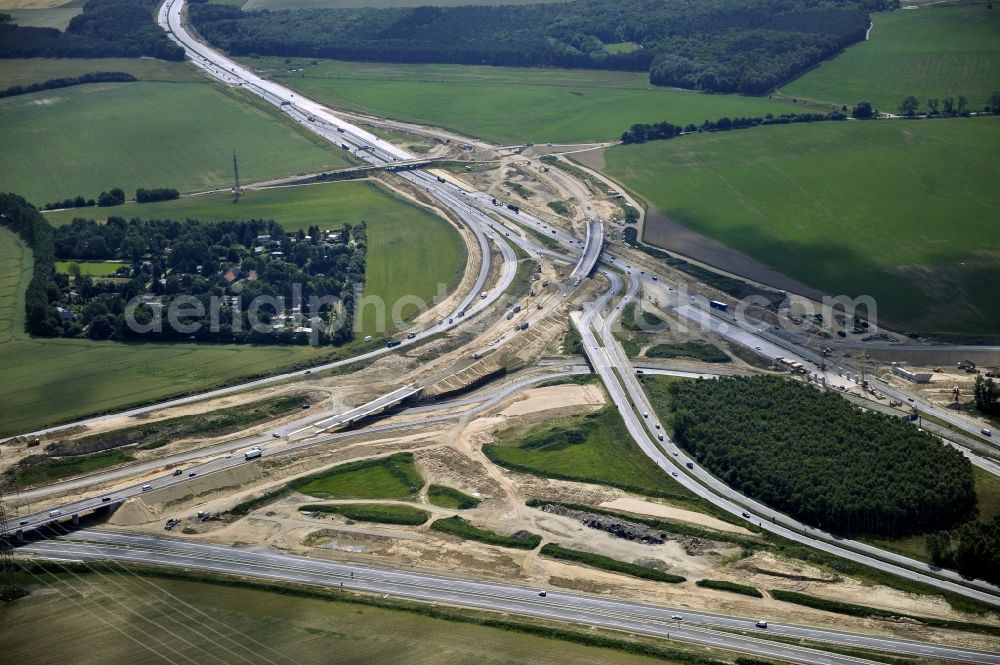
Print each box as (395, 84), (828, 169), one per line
(287, 385), (422, 436)
(569, 218), (604, 285)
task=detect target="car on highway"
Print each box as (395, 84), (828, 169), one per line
(101, 496), (112, 503)
(671, 614), (682, 620)
(537, 591), (547, 597)
(48, 510), (62, 518)
(671, 471), (677, 477)
(272, 432), (281, 438)
(983, 428), (992, 437)
(188, 471), (197, 477)
(755, 620), (768, 629)
(755, 345), (761, 350)
(642, 411), (648, 418)
(173, 469), (183, 476)
(742, 512), (751, 518)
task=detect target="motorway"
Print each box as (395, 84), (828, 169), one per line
(8, 3), (1000, 660)
(20, 531), (1000, 665)
(6, 366), (590, 530)
(572, 269), (1000, 606)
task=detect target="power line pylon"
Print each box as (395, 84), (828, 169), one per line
(232, 150), (243, 203)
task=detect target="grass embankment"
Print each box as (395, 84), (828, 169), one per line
(6, 564), (723, 665)
(12, 450), (134, 487)
(695, 579), (763, 598)
(427, 484), (481, 509)
(299, 503), (430, 525)
(232, 452), (424, 516)
(0, 77), (352, 206)
(430, 516), (541, 550)
(645, 342), (729, 363)
(604, 118), (1000, 338)
(770, 590), (1000, 638)
(252, 57), (808, 144)
(780, 3), (1000, 112)
(293, 452), (423, 500)
(540, 544), (685, 583)
(484, 407), (695, 504)
(45, 180), (466, 335)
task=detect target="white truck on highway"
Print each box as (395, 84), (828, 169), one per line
(244, 447), (263, 460)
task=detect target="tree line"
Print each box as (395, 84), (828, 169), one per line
(973, 375), (1000, 416)
(0, 71), (135, 99)
(44, 186), (178, 210)
(620, 110), (846, 144)
(0, 194), (62, 337)
(189, 0), (896, 95)
(663, 375), (975, 537)
(0, 0), (182, 60)
(927, 516), (1000, 586)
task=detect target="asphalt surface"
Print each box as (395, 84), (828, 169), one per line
(21, 531), (1000, 665)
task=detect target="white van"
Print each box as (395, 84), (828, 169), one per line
(141, 484), (153, 492)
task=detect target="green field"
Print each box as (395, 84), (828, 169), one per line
(46, 180), (467, 334)
(0, 79), (352, 206)
(430, 515), (542, 549)
(604, 118), (1000, 337)
(253, 58), (809, 144)
(54, 260), (127, 277)
(781, 3), (1000, 112)
(0, 57), (200, 89)
(0, 572), (692, 665)
(3, 0), (82, 29)
(293, 453), (423, 500)
(484, 407), (693, 502)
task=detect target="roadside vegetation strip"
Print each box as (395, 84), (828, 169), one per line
(5, 393), (308, 485)
(13, 562), (732, 665)
(8, 450), (135, 488)
(292, 452), (424, 500)
(780, 2), (1000, 112)
(426, 484), (481, 510)
(299, 503), (430, 525)
(644, 342), (729, 363)
(695, 580), (763, 598)
(769, 590), (1000, 638)
(603, 118), (1000, 338)
(430, 516), (541, 550)
(540, 543), (685, 584)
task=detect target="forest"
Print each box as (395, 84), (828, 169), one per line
(0, 194), (367, 345)
(663, 375), (975, 537)
(0, 0), (181, 60)
(189, 0), (896, 95)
